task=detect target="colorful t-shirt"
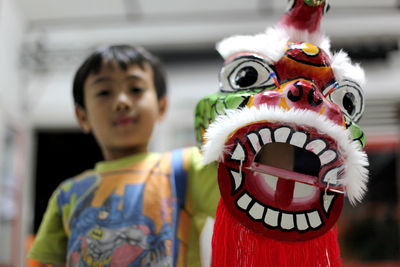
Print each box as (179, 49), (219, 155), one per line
(28, 147), (219, 267)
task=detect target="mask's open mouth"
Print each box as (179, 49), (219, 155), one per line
(251, 143), (321, 209)
(256, 143), (320, 177)
(226, 122), (343, 206)
(203, 105), (368, 241)
(219, 122), (344, 239)
(255, 142), (321, 185)
(249, 142), (344, 206)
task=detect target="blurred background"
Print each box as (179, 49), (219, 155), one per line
(0, 0), (399, 266)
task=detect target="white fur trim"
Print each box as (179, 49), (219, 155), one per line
(217, 25), (333, 62)
(216, 27), (289, 61)
(202, 106), (369, 205)
(319, 34), (332, 58)
(200, 217), (215, 267)
(331, 50), (366, 87)
(281, 26), (323, 46)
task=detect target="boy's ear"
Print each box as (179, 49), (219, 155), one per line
(157, 96), (168, 121)
(75, 105), (91, 133)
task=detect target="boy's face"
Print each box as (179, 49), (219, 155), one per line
(76, 61), (167, 160)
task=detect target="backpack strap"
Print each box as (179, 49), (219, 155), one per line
(172, 149), (188, 209)
(170, 148), (188, 266)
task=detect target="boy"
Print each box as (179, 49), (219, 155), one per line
(28, 45), (219, 267)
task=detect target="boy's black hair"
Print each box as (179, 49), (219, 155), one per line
(73, 44), (167, 108)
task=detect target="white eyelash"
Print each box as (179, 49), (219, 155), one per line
(217, 26), (289, 62)
(331, 50), (366, 87)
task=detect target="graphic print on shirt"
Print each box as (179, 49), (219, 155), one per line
(58, 165), (175, 267)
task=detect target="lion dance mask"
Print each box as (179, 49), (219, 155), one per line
(194, 1), (369, 266)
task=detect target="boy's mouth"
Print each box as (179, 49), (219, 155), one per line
(114, 116), (138, 126)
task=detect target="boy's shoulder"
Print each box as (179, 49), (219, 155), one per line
(57, 169), (99, 196)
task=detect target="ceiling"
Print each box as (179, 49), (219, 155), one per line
(16, 0), (400, 22)
(16, 0), (400, 54)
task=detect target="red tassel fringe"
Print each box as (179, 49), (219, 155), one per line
(212, 200), (342, 267)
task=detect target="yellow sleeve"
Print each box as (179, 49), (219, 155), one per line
(185, 147), (220, 267)
(28, 188), (68, 265)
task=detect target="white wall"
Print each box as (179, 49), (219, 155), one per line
(0, 0), (27, 266)
(363, 50), (400, 98)
(28, 69), (78, 128)
(0, 0), (25, 117)
(152, 60), (222, 152)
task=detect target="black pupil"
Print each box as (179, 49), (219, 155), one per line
(343, 92), (355, 116)
(235, 66), (258, 88)
(325, 4), (331, 14)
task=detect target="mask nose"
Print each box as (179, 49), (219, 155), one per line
(286, 80), (323, 108)
(252, 79), (344, 126)
(252, 80), (324, 110)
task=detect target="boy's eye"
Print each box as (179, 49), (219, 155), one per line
(130, 87), (144, 94)
(96, 89), (111, 97)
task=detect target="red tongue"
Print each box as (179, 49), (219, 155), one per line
(275, 178), (295, 209)
(257, 143), (295, 208)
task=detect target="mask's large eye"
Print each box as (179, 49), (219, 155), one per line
(323, 0), (331, 15)
(219, 56), (275, 92)
(286, 0), (296, 13)
(327, 80), (364, 122)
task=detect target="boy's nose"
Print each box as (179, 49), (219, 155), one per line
(115, 93), (132, 112)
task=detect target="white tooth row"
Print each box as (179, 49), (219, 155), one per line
(230, 126), (339, 184)
(236, 192), (325, 232)
(230, 169), (243, 192)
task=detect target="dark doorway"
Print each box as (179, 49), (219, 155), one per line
(339, 139), (400, 263)
(32, 129), (103, 233)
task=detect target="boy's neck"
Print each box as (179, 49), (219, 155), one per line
(103, 146), (148, 161)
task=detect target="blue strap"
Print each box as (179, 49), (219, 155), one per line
(170, 149), (188, 266)
(172, 149), (188, 209)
